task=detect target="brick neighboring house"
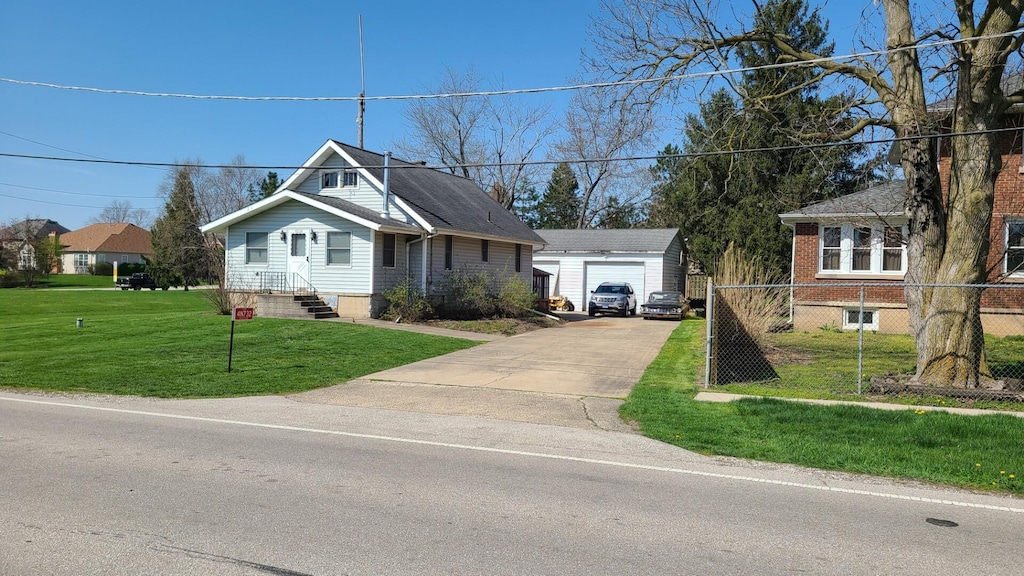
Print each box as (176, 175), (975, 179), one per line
(779, 114), (1024, 336)
(0, 219), (70, 272)
(59, 223), (154, 274)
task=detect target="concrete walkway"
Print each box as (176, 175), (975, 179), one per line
(292, 313), (680, 431)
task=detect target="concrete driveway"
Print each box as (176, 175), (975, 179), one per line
(293, 313), (680, 431)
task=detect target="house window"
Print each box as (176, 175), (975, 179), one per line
(291, 234), (306, 257)
(515, 244), (522, 273)
(883, 227), (904, 272)
(818, 224), (906, 274)
(444, 235), (453, 270)
(343, 171), (358, 187)
(1006, 220), (1024, 275)
(246, 232), (268, 264)
(321, 171), (338, 189)
(843, 308), (879, 331)
(97, 253), (107, 263)
(821, 227), (841, 271)
(852, 227), (872, 271)
(326, 231), (351, 265)
(382, 233), (396, 268)
(481, 239), (489, 263)
(74, 254), (88, 268)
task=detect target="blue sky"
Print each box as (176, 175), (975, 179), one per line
(1, 1), (877, 230)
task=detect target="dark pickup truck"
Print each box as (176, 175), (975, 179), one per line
(116, 272), (159, 290)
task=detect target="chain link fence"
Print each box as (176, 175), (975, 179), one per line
(705, 282), (1024, 410)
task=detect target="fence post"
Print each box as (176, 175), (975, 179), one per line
(857, 285), (865, 394)
(704, 278), (714, 389)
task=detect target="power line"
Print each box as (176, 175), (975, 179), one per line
(0, 190), (158, 210)
(0, 181), (158, 200)
(0, 126), (1017, 172)
(0, 30), (1016, 102)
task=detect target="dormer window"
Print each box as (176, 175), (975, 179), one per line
(321, 170), (358, 189)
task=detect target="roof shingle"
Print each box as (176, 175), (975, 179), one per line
(61, 223), (153, 254)
(535, 228), (681, 253)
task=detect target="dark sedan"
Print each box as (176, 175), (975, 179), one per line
(640, 291), (688, 320)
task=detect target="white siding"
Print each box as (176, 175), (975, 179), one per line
(293, 151), (413, 224)
(224, 200), (372, 294)
(661, 235), (685, 293)
(534, 252), (669, 308)
(372, 231), (414, 293)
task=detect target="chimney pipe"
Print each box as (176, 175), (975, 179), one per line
(382, 151), (392, 219)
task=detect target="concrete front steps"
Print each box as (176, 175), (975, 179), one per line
(255, 293), (340, 320)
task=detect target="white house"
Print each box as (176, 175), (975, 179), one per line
(533, 228), (687, 311)
(201, 140), (545, 318)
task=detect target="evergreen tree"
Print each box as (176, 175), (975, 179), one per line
(151, 166), (210, 290)
(646, 0), (865, 276)
(535, 163), (581, 229)
(247, 171), (282, 203)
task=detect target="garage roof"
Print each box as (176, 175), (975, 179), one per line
(535, 228), (681, 253)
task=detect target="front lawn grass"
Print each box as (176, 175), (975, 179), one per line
(32, 274), (119, 289)
(620, 319), (1024, 493)
(0, 290), (478, 397)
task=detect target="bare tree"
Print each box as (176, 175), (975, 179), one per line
(88, 200), (152, 228)
(593, 0), (1024, 387)
(394, 68), (554, 210)
(552, 83), (654, 228)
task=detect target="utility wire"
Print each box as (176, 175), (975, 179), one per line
(0, 126), (1017, 172)
(0, 190), (158, 209)
(0, 30), (1017, 102)
(0, 181), (159, 200)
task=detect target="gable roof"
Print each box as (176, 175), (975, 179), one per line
(535, 228), (682, 253)
(779, 181), (907, 223)
(201, 189), (422, 234)
(0, 219), (70, 240)
(60, 223), (153, 254)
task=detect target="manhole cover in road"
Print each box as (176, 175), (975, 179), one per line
(925, 518), (958, 527)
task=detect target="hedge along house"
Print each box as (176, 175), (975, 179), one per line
(532, 228), (687, 312)
(201, 140), (544, 318)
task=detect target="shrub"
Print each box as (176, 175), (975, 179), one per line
(0, 271), (23, 288)
(202, 280), (255, 315)
(381, 276), (434, 322)
(494, 273), (535, 318)
(438, 268), (494, 319)
(91, 262), (114, 276)
(119, 262), (147, 275)
(713, 242), (789, 349)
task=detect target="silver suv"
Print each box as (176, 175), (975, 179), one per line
(588, 282), (637, 317)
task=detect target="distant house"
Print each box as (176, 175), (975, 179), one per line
(532, 228), (687, 311)
(0, 219), (70, 272)
(59, 223), (154, 274)
(201, 140), (544, 318)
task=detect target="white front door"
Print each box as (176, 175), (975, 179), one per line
(287, 232), (309, 286)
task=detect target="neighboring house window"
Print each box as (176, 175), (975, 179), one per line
(326, 231), (351, 265)
(1006, 220), (1024, 275)
(74, 254), (88, 268)
(246, 232), (268, 264)
(821, 227), (841, 271)
(818, 224), (906, 274)
(122, 254), (131, 263)
(843, 308), (879, 331)
(97, 253), (107, 263)
(515, 244), (522, 273)
(382, 233), (396, 268)
(343, 171), (358, 187)
(321, 171), (338, 189)
(444, 235), (453, 270)
(481, 239), (489, 263)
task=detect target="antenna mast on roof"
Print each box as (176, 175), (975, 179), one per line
(357, 15), (366, 148)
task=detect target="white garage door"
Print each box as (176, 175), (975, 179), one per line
(533, 260), (560, 296)
(584, 262), (645, 310)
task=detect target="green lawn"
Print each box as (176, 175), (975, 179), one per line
(0, 289), (478, 397)
(31, 274), (120, 289)
(620, 319), (1024, 493)
(713, 330), (1024, 411)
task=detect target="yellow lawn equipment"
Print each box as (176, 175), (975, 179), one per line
(548, 295), (575, 312)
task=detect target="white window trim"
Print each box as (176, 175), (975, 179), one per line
(818, 224), (907, 275)
(245, 232), (269, 265)
(843, 308), (879, 331)
(326, 231), (352, 267)
(1005, 218), (1024, 277)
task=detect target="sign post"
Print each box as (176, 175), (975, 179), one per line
(228, 307), (255, 373)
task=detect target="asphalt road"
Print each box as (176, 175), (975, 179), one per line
(2, 392), (1022, 575)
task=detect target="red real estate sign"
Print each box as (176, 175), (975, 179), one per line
(233, 307), (255, 321)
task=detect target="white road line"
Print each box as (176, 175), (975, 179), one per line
(3, 395), (1022, 514)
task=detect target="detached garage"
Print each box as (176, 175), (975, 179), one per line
(534, 228), (686, 311)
